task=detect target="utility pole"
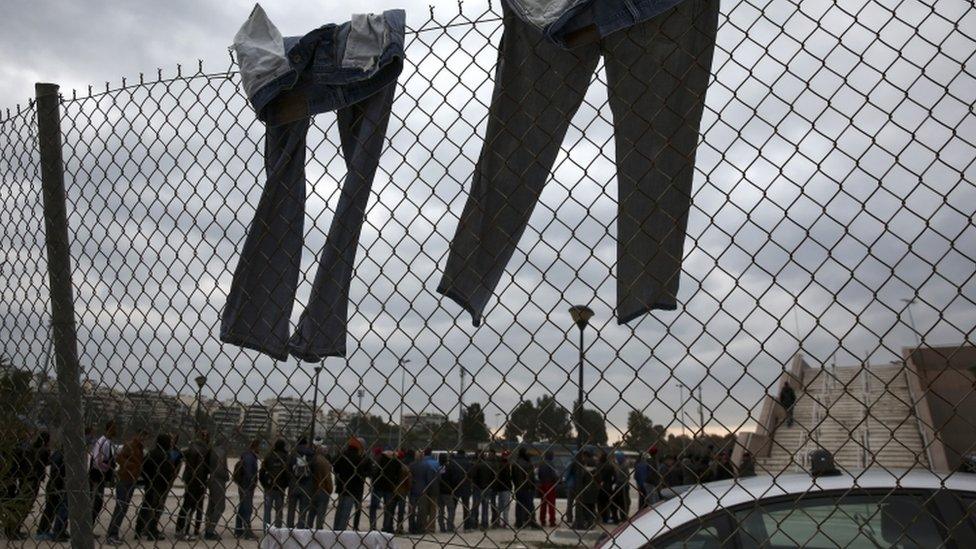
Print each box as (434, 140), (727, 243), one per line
(36, 82), (93, 548)
(397, 357), (410, 449)
(698, 386), (705, 436)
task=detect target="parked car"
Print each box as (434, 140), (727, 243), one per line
(598, 468), (976, 548)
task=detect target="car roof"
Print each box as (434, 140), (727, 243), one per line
(608, 469), (976, 548)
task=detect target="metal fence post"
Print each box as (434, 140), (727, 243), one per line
(35, 82), (94, 549)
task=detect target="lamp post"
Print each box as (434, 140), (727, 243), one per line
(310, 366), (322, 443)
(397, 357), (411, 449)
(457, 366), (466, 449)
(194, 374), (207, 430)
(569, 305), (594, 450)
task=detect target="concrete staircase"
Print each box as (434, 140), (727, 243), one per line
(756, 363), (929, 474)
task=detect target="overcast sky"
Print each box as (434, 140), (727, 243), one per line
(1, 0), (974, 443)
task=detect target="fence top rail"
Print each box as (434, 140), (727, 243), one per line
(9, 9), (507, 111)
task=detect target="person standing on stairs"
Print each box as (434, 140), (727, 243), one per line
(779, 382), (797, 428)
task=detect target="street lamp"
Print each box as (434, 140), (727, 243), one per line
(310, 366), (322, 443)
(194, 374), (207, 429)
(569, 305), (594, 450)
(397, 357), (411, 449)
(902, 298), (922, 350)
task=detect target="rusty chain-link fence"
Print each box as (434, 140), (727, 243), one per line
(2, 0), (976, 547)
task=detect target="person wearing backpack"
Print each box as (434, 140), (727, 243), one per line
(333, 438), (368, 531)
(175, 430), (213, 541)
(309, 445), (334, 529)
(88, 420), (117, 525)
(203, 435), (230, 540)
(286, 437), (316, 528)
(260, 439), (290, 530)
(233, 439), (260, 539)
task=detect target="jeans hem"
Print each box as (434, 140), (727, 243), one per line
(436, 284), (483, 327)
(287, 344), (347, 362)
(617, 302), (677, 324)
(219, 332), (290, 361)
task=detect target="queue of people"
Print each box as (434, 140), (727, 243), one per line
(1, 422), (757, 542)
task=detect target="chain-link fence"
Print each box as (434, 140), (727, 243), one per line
(2, 0), (976, 547)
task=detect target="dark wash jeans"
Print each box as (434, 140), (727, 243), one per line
(221, 82), (396, 361)
(224, 11), (404, 362)
(438, 0), (720, 326)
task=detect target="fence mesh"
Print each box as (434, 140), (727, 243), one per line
(2, 0), (976, 547)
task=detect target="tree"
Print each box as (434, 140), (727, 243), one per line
(460, 403), (491, 447)
(577, 407), (608, 446)
(622, 410), (666, 452)
(535, 395), (573, 443)
(505, 400), (537, 442)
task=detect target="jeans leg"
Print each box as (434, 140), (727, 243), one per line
(333, 494), (352, 531)
(91, 479), (106, 524)
(220, 117), (311, 360)
(382, 492), (395, 533)
(236, 486), (254, 536)
(436, 5), (600, 326)
(288, 82), (397, 361)
(107, 481), (134, 538)
(369, 490), (381, 530)
(396, 495), (406, 532)
(602, 0), (720, 322)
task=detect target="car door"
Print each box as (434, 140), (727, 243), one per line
(729, 491), (950, 548)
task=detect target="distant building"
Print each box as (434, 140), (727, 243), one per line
(241, 403), (274, 441)
(81, 379), (127, 428)
(266, 396), (314, 442)
(402, 412), (448, 432)
(126, 389), (191, 432)
(210, 400), (244, 440)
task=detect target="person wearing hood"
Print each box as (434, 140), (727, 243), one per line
(135, 433), (176, 541)
(309, 444), (334, 529)
(448, 449), (472, 531)
(233, 439), (261, 539)
(286, 437), (316, 528)
(36, 441), (67, 542)
(370, 447), (400, 532)
(333, 437), (368, 531)
(260, 438), (290, 530)
(536, 450), (559, 528)
(635, 448), (661, 508)
(573, 449), (599, 530)
(512, 447), (538, 529)
(495, 450), (513, 527)
(393, 449), (412, 534)
(610, 451), (631, 523)
(203, 434), (231, 539)
(408, 448), (439, 533)
(470, 450), (496, 531)
(176, 430), (213, 540)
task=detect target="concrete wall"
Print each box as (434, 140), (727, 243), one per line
(732, 353), (811, 464)
(905, 344), (976, 472)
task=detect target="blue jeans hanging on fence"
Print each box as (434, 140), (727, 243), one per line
(438, 0), (719, 327)
(223, 9), (405, 362)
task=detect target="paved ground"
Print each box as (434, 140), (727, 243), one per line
(12, 482), (620, 548)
